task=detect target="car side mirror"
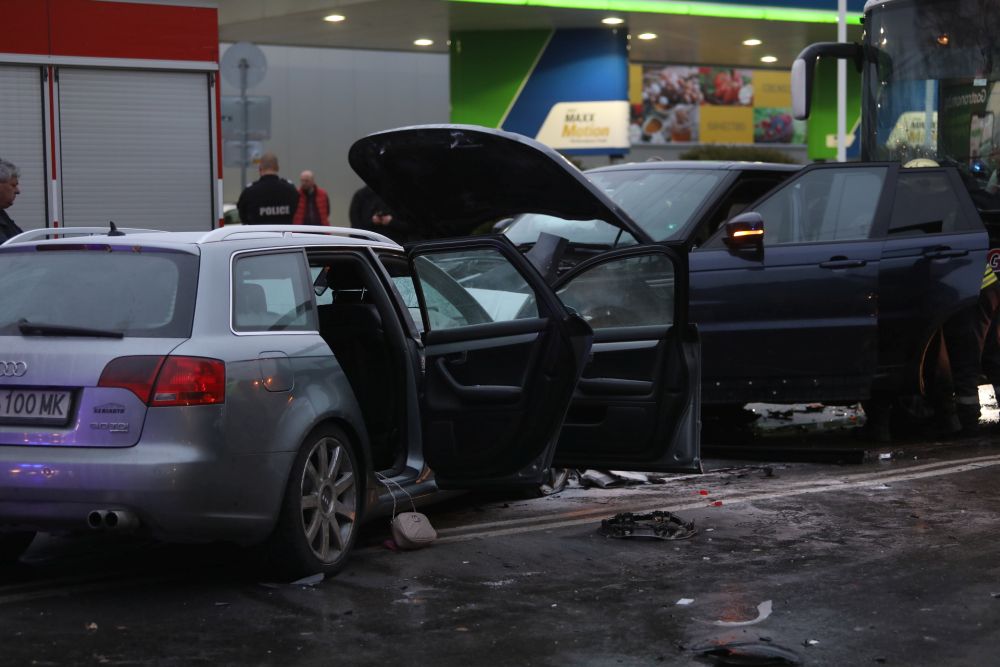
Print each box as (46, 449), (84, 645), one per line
(724, 212), (765, 250)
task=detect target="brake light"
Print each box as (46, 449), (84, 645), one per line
(99, 356), (225, 406)
(98, 356), (164, 403)
(150, 357), (225, 407)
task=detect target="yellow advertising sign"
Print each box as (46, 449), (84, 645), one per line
(754, 70), (791, 108)
(629, 64), (644, 105)
(699, 106), (754, 144)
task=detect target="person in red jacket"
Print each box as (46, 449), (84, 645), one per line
(292, 170), (330, 226)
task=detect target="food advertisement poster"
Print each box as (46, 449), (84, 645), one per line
(630, 64), (806, 145)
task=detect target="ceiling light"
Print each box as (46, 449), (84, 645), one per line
(637, 33), (658, 40)
(742, 38), (762, 46)
(414, 38), (434, 46)
(760, 55), (778, 63)
(323, 14), (345, 22)
(602, 17), (625, 25)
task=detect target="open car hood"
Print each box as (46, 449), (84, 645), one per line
(348, 125), (650, 242)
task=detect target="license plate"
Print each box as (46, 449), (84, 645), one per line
(0, 389), (73, 425)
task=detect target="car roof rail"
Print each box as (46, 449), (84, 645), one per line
(1, 226), (161, 245)
(197, 225), (395, 245)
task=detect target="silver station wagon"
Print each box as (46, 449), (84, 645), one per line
(0, 125), (700, 578)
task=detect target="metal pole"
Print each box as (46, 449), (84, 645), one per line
(239, 57), (249, 188)
(837, 0), (847, 162)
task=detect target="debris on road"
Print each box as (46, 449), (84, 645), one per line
(802, 639), (820, 647)
(600, 511), (696, 540)
(706, 600), (773, 627)
(676, 598), (695, 606)
(691, 641), (801, 666)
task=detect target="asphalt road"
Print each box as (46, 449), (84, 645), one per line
(3, 434), (1000, 666)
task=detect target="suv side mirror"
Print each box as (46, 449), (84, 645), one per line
(724, 212), (765, 249)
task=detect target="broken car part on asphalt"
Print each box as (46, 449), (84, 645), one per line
(600, 511), (696, 540)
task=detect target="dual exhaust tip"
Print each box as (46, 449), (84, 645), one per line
(87, 509), (138, 531)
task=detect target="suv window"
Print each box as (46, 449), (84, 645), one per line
(557, 253), (675, 329)
(889, 170), (969, 235)
(753, 167), (887, 245)
(0, 246), (198, 338)
(233, 251), (317, 333)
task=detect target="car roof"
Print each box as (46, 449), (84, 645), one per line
(0, 225), (403, 252)
(585, 160), (802, 175)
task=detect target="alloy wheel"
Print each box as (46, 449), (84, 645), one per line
(299, 436), (357, 563)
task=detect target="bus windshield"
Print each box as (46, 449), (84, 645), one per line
(865, 0), (1000, 186)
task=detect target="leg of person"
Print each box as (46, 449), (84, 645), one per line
(943, 302), (985, 434)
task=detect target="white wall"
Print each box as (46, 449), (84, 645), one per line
(220, 43), (450, 227)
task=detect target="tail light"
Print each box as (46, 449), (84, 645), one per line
(100, 356), (225, 406)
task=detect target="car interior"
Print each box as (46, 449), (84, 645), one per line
(309, 252), (405, 472)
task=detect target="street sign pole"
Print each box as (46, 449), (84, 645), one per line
(240, 57), (249, 188)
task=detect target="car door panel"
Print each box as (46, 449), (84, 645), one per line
(551, 246), (701, 473)
(874, 168), (989, 390)
(692, 164), (889, 404)
(409, 237), (592, 489)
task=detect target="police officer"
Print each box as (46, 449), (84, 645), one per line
(236, 152), (299, 225)
(0, 158), (24, 242)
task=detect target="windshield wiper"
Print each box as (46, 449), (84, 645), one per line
(17, 318), (124, 339)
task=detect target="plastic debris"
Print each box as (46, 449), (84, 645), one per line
(600, 511), (696, 540)
(85, 622), (98, 632)
(711, 500), (724, 507)
(676, 598), (695, 605)
(802, 639), (820, 647)
(708, 600), (773, 627)
(290, 573), (324, 587)
(698, 489), (710, 496)
(879, 453), (892, 461)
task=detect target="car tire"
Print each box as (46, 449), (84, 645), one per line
(0, 531), (36, 564)
(267, 425), (363, 580)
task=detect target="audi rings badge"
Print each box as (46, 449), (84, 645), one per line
(0, 361), (28, 377)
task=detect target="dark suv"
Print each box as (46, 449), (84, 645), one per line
(358, 126), (988, 416)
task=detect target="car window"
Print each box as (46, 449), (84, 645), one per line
(233, 251), (317, 333)
(411, 247), (540, 331)
(889, 171), (971, 235)
(557, 253), (675, 329)
(0, 246), (198, 338)
(694, 174), (792, 247)
(753, 167), (887, 245)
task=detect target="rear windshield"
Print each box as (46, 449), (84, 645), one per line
(0, 245), (199, 338)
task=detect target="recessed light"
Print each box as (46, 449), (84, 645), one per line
(637, 33), (657, 40)
(323, 14), (345, 22)
(602, 17), (625, 25)
(742, 38), (762, 46)
(760, 55), (778, 63)
(414, 38), (434, 47)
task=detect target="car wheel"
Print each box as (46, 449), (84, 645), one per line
(0, 531), (36, 564)
(268, 426), (362, 580)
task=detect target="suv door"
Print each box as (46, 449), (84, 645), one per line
(876, 167), (988, 393)
(407, 237), (591, 489)
(551, 245), (701, 472)
(690, 164), (890, 404)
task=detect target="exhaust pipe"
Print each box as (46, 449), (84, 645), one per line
(86, 509), (139, 531)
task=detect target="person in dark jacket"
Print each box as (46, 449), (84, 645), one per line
(0, 158), (24, 242)
(236, 153), (299, 225)
(292, 170), (330, 226)
(348, 184), (412, 244)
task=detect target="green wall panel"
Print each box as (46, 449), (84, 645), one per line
(450, 30), (552, 127)
(807, 58), (862, 160)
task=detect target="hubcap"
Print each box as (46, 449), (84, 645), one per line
(299, 437), (357, 563)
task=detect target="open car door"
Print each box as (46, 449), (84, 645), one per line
(551, 245), (701, 473)
(408, 236), (592, 489)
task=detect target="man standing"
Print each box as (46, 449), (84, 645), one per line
(349, 184), (412, 244)
(292, 170), (330, 226)
(236, 152), (299, 225)
(0, 159), (24, 242)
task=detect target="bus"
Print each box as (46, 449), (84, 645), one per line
(794, 0), (1000, 208)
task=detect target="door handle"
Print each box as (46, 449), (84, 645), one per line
(923, 246), (968, 259)
(434, 358), (522, 403)
(819, 258), (867, 269)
